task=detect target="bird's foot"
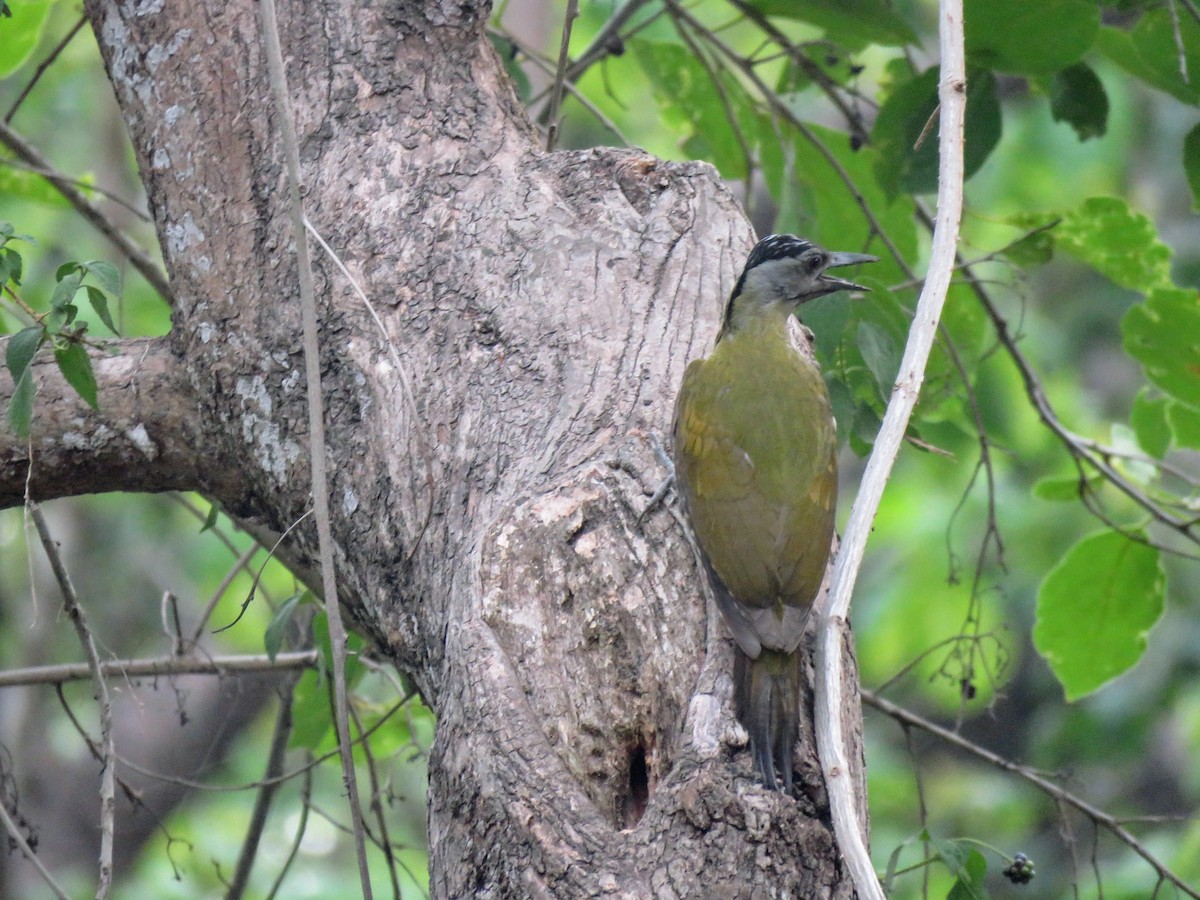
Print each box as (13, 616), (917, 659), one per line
(638, 432), (675, 523)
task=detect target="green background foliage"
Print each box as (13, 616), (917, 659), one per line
(3, 0), (1200, 896)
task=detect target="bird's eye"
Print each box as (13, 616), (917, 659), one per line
(806, 253), (825, 273)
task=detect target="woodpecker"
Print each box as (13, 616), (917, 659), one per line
(672, 234), (876, 791)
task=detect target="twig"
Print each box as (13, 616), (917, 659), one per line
(256, 2), (373, 896)
(29, 502), (117, 898)
(564, 0), (650, 83)
(211, 509), (312, 635)
(226, 680), (298, 900)
(725, 0), (872, 143)
(349, 704), (404, 899)
(0, 157), (151, 221)
(671, 17), (757, 211)
(863, 689), (1200, 899)
(492, 27), (633, 146)
(545, 0), (580, 152)
(0, 120), (173, 303)
(813, 3), (966, 898)
(961, 255), (1199, 542)
(265, 753), (314, 900)
(4, 15), (88, 123)
(0, 650), (318, 688)
(0, 797), (71, 900)
(114, 692), (413, 794)
(190, 543), (259, 646)
(665, 0), (912, 272)
(1178, 0), (1200, 29)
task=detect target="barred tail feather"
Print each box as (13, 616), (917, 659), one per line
(734, 647), (801, 792)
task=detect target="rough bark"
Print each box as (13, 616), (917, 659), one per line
(0, 0), (870, 894)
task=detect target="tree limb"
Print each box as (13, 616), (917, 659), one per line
(0, 337), (213, 508)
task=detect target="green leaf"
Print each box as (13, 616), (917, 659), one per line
(946, 848), (989, 900)
(264, 593), (304, 661)
(5, 324), (43, 382)
(1130, 389), (1172, 458)
(745, 0), (918, 47)
(85, 286), (119, 334)
(0, 0), (54, 79)
(1122, 288), (1200, 410)
(50, 270), (83, 310)
(929, 837), (988, 899)
(873, 66), (1002, 196)
(53, 342), (98, 409)
(0, 246), (23, 286)
(1034, 530), (1165, 700)
(1130, 9), (1200, 105)
(1185, 122), (1200, 211)
(54, 261), (80, 281)
(1167, 399), (1200, 449)
(200, 502), (220, 533)
(1049, 62), (1108, 141)
(858, 320), (901, 394)
(1032, 474), (1099, 501)
(1003, 222), (1056, 266)
(6, 367), (34, 436)
(0, 165), (74, 209)
(631, 39), (758, 180)
(965, 0), (1098, 75)
(1056, 197), (1173, 291)
(289, 669), (334, 749)
(82, 260), (121, 297)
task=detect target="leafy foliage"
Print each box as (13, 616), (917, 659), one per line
(1034, 529), (1165, 700)
(0, 224), (121, 434)
(3, 0), (1200, 896)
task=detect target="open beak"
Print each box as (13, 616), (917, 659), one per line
(818, 251), (879, 294)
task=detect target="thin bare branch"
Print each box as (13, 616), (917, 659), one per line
(545, 0), (580, 152)
(1168, 0), (1191, 84)
(863, 689), (1200, 899)
(564, 0), (651, 83)
(257, 2), (372, 893)
(664, 0), (913, 272)
(0, 649), (318, 688)
(191, 543), (259, 645)
(492, 27), (632, 145)
(4, 15), (88, 123)
(725, 0), (872, 143)
(265, 754), (314, 900)
(0, 121), (173, 303)
(29, 502), (116, 898)
(0, 157), (151, 221)
(0, 797), (71, 900)
(226, 681), (299, 900)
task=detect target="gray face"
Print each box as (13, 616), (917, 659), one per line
(739, 250), (832, 305)
(737, 247), (876, 307)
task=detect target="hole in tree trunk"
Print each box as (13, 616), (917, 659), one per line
(622, 742), (650, 827)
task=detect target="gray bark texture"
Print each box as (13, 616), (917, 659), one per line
(0, 0), (869, 895)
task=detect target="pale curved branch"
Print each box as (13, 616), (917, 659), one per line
(0, 336), (212, 507)
(814, 3), (967, 898)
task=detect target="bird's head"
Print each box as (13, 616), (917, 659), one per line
(723, 234), (878, 332)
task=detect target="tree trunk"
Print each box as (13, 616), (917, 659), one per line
(1, 0), (869, 894)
